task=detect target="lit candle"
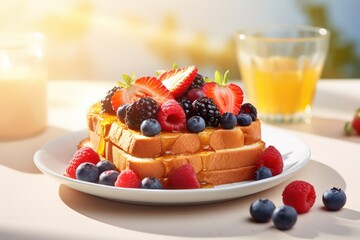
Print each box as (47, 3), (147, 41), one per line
(0, 33), (47, 140)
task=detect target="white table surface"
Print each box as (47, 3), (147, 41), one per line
(0, 79), (359, 240)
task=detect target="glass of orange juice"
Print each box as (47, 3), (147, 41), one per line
(235, 25), (330, 123)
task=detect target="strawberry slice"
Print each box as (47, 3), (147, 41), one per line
(202, 70), (243, 115)
(159, 66), (198, 98)
(111, 76), (174, 112)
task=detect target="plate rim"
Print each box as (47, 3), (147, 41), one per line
(34, 126), (311, 205)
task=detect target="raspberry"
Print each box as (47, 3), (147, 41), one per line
(352, 109), (360, 135)
(256, 146), (283, 176)
(282, 180), (316, 213)
(114, 169), (141, 188)
(157, 99), (186, 132)
(66, 147), (101, 179)
(167, 164), (200, 189)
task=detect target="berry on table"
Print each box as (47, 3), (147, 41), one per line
(66, 147), (101, 179)
(256, 146), (283, 176)
(167, 164), (200, 189)
(255, 166), (273, 180)
(186, 116), (206, 133)
(140, 118), (161, 136)
(192, 97), (221, 127)
(239, 103), (257, 121)
(98, 170), (120, 186)
(249, 198), (276, 223)
(125, 97), (159, 130)
(237, 113), (252, 126)
(272, 205), (298, 230)
(114, 169), (141, 188)
(220, 112), (237, 129)
(96, 160), (116, 175)
(282, 180), (316, 213)
(352, 108), (360, 135)
(157, 99), (186, 132)
(141, 177), (163, 189)
(76, 162), (100, 183)
(322, 187), (347, 211)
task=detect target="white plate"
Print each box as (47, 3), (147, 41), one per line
(34, 126), (310, 205)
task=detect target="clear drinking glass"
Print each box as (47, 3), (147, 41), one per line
(0, 32), (47, 140)
(235, 25), (330, 123)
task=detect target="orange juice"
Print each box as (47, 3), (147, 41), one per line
(241, 57), (321, 118)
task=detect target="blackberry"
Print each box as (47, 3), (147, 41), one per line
(125, 97), (159, 130)
(192, 97), (221, 127)
(101, 86), (120, 114)
(179, 99), (193, 119)
(188, 74), (205, 90)
(239, 103), (257, 121)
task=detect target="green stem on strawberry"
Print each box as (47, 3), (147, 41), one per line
(118, 73), (136, 88)
(213, 70), (230, 86)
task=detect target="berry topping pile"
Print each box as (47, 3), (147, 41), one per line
(99, 65), (257, 136)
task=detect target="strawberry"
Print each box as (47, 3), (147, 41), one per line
(65, 147), (101, 179)
(114, 169), (141, 188)
(202, 70), (243, 115)
(167, 164), (200, 189)
(158, 66), (198, 98)
(352, 108), (360, 135)
(111, 75), (173, 112)
(256, 145), (283, 176)
(157, 99), (186, 132)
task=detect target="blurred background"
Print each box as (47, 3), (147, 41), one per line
(1, 0), (359, 81)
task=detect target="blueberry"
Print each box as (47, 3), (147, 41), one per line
(76, 162), (99, 183)
(98, 170), (120, 186)
(141, 177), (163, 189)
(96, 160), (116, 174)
(116, 104), (129, 122)
(187, 116), (206, 133)
(140, 119), (161, 136)
(255, 166), (273, 180)
(322, 187), (347, 211)
(220, 112), (237, 129)
(272, 205), (297, 230)
(237, 113), (252, 126)
(250, 198), (276, 222)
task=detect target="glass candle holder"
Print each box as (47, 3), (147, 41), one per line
(0, 32), (47, 140)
